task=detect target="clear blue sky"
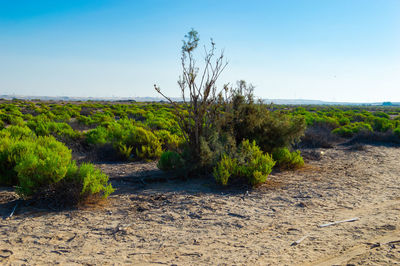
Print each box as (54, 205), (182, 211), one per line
(0, 0), (399, 102)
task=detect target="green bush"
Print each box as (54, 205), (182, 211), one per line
(66, 163), (114, 199)
(213, 140), (275, 186)
(224, 90), (306, 153)
(85, 119), (163, 161)
(272, 147), (304, 169)
(118, 126), (162, 160)
(0, 125), (36, 140)
(154, 130), (184, 151)
(0, 126), (113, 202)
(86, 126), (109, 145)
(367, 117), (393, 132)
(15, 136), (72, 196)
(213, 154), (237, 186)
(332, 122), (373, 138)
(374, 111), (390, 119)
(394, 127), (400, 138)
(157, 151), (184, 171)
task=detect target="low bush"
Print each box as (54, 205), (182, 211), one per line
(394, 127), (400, 138)
(347, 130), (400, 145)
(213, 140), (275, 186)
(27, 116), (81, 140)
(224, 90), (306, 153)
(272, 147), (304, 169)
(332, 122), (373, 138)
(213, 154), (237, 186)
(86, 126), (109, 145)
(0, 126), (113, 203)
(299, 125), (338, 148)
(157, 151), (184, 171)
(154, 130), (184, 151)
(65, 163), (114, 199)
(118, 126), (162, 160)
(14, 136), (73, 196)
(86, 119), (163, 161)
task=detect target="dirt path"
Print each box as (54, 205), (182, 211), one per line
(1, 145), (400, 265)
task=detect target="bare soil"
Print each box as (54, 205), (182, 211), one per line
(1, 145), (400, 265)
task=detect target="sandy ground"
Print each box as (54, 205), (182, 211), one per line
(1, 145), (400, 265)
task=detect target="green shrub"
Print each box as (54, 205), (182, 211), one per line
(66, 163), (114, 199)
(118, 144), (134, 161)
(154, 130), (184, 151)
(367, 117), (393, 132)
(0, 125), (36, 140)
(0, 126), (113, 202)
(14, 136), (73, 196)
(213, 154), (237, 186)
(27, 117), (80, 140)
(86, 119), (163, 161)
(86, 126), (109, 145)
(332, 122), (373, 138)
(10, 116), (25, 126)
(225, 91), (306, 153)
(157, 151), (184, 171)
(119, 126), (162, 160)
(374, 111), (390, 119)
(272, 147), (304, 169)
(213, 140), (275, 186)
(394, 127), (400, 138)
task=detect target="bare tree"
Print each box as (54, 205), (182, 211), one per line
(154, 29), (228, 159)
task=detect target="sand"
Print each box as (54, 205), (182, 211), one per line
(1, 145), (400, 265)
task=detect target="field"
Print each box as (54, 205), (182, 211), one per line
(1, 99), (400, 265)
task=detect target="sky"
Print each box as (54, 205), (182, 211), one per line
(0, 0), (399, 102)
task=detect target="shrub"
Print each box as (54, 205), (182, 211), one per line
(213, 154), (237, 186)
(299, 125), (338, 148)
(0, 127), (113, 202)
(66, 163), (114, 199)
(332, 122), (373, 138)
(13, 136), (73, 196)
(119, 126), (162, 160)
(255, 112), (306, 153)
(27, 116), (81, 140)
(272, 147), (304, 169)
(374, 111), (390, 119)
(0, 125), (36, 140)
(223, 87), (306, 153)
(86, 120), (163, 161)
(213, 140), (275, 186)
(118, 144), (134, 161)
(157, 151), (184, 171)
(86, 126), (109, 145)
(367, 117), (393, 132)
(154, 130), (184, 151)
(0, 126), (37, 185)
(394, 127), (400, 138)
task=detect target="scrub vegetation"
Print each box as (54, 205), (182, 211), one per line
(1, 30), (400, 205)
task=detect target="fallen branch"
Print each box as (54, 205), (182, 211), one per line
(291, 234), (309, 246)
(228, 212), (248, 219)
(385, 240), (400, 245)
(8, 201), (19, 219)
(318, 217), (359, 228)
